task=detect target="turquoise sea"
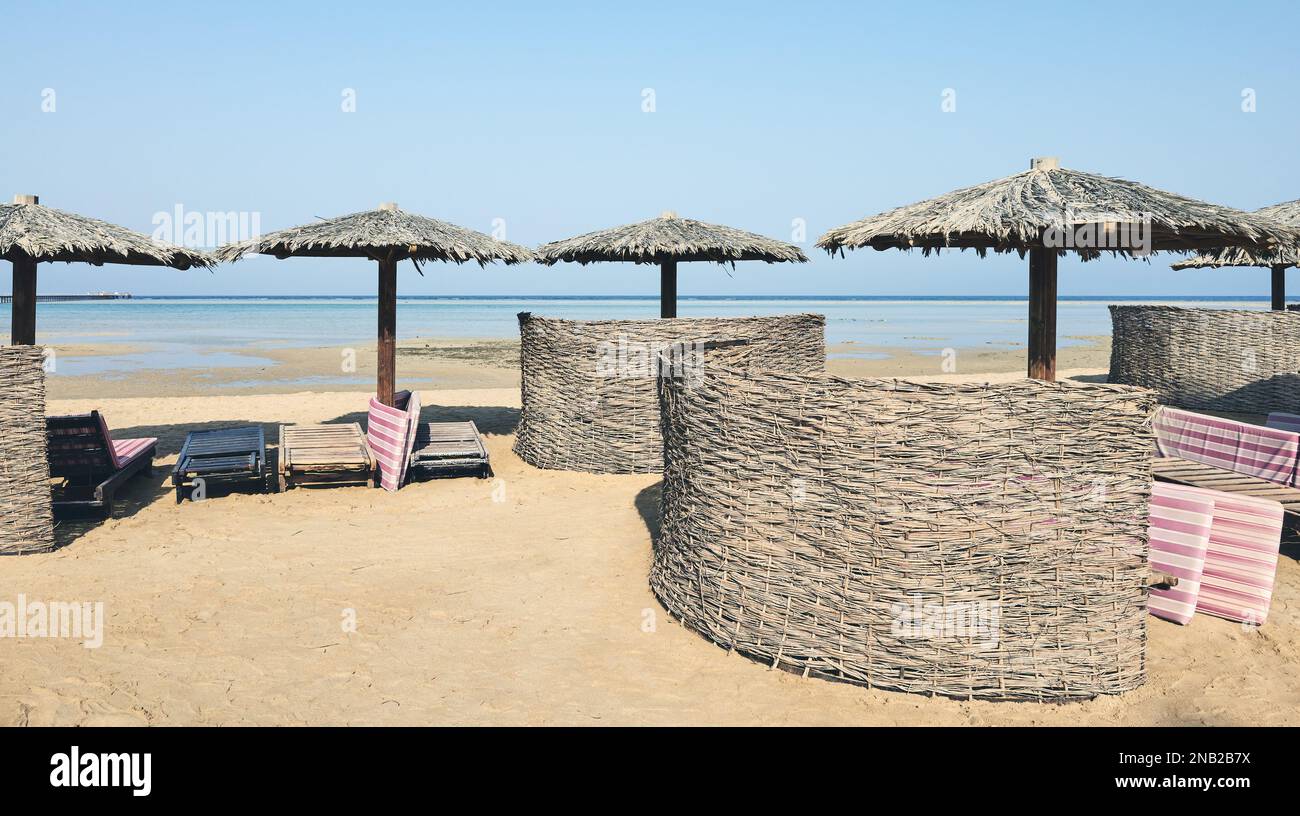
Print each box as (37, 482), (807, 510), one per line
(0, 295), (1278, 377)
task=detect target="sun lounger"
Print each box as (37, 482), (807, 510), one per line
(172, 425), (269, 503)
(46, 411), (157, 518)
(277, 423), (375, 490)
(408, 420), (492, 480)
(1152, 457), (1300, 515)
(1152, 406), (1300, 530)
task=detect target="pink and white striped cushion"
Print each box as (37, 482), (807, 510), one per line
(367, 394), (413, 492)
(97, 412), (154, 469)
(1265, 412), (1300, 435)
(1147, 483), (1214, 625)
(111, 438), (156, 468)
(403, 389), (422, 469)
(1195, 491), (1284, 625)
(96, 412), (121, 468)
(1153, 406), (1299, 486)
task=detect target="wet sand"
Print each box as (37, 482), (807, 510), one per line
(42, 335), (1112, 399)
(44, 338), (523, 399)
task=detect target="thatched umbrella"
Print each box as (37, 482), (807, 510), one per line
(818, 158), (1296, 380)
(217, 203), (532, 406)
(534, 211), (808, 317)
(1171, 200), (1300, 310)
(1, 194), (212, 345)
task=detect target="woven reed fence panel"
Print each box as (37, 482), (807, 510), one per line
(0, 346), (54, 555)
(652, 366), (1156, 701)
(514, 312), (825, 474)
(1109, 305), (1300, 414)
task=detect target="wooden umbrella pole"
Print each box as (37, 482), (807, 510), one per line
(1027, 247), (1058, 381)
(11, 254), (37, 345)
(660, 260), (677, 318)
(1272, 264), (1286, 311)
(377, 256), (398, 406)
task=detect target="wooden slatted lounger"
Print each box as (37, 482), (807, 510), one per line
(408, 420), (492, 481)
(278, 423), (375, 491)
(1151, 457), (1300, 527)
(172, 425), (269, 503)
(47, 411), (158, 519)
(1151, 406), (1300, 530)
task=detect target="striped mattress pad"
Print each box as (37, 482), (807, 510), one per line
(111, 437), (157, 468)
(1195, 491), (1284, 626)
(96, 412), (155, 469)
(366, 390), (418, 492)
(1152, 406), (1299, 486)
(1147, 482), (1215, 625)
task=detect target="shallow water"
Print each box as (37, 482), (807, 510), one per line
(3, 295), (1274, 376)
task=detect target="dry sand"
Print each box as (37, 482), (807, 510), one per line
(4, 339), (1297, 725)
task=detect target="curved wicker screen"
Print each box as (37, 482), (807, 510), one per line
(0, 346), (54, 555)
(514, 312), (825, 473)
(652, 365), (1155, 701)
(1109, 305), (1300, 414)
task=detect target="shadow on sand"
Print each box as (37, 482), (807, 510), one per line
(326, 404), (520, 436)
(1066, 372), (1109, 384)
(48, 402), (520, 550)
(634, 481), (662, 554)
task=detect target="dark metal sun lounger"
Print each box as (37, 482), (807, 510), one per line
(47, 411), (157, 519)
(407, 420), (492, 480)
(172, 425), (269, 503)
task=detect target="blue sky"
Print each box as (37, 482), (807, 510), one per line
(3, 0), (1297, 297)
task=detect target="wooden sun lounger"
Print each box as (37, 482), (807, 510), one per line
(172, 425), (269, 503)
(278, 423), (375, 491)
(408, 421), (492, 480)
(1152, 456), (1300, 527)
(47, 411), (157, 519)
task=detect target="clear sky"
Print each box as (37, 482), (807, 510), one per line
(3, 0), (1297, 297)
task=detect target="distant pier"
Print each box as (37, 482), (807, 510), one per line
(0, 293), (132, 303)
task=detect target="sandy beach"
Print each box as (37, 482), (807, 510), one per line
(3, 335), (1296, 726)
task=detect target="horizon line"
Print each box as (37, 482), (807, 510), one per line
(12, 293), (1281, 300)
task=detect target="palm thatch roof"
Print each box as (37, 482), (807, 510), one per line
(1171, 199), (1300, 270)
(0, 198), (212, 269)
(817, 159), (1298, 260)
(216, 204), (533, 266)
(534, 211), (808, 266)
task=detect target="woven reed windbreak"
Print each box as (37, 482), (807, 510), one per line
(0, 346), (54, 555)
(514, 312), (825, 473)
(1109, 305), (1300, 414)
(652, 366), (1156, 701)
